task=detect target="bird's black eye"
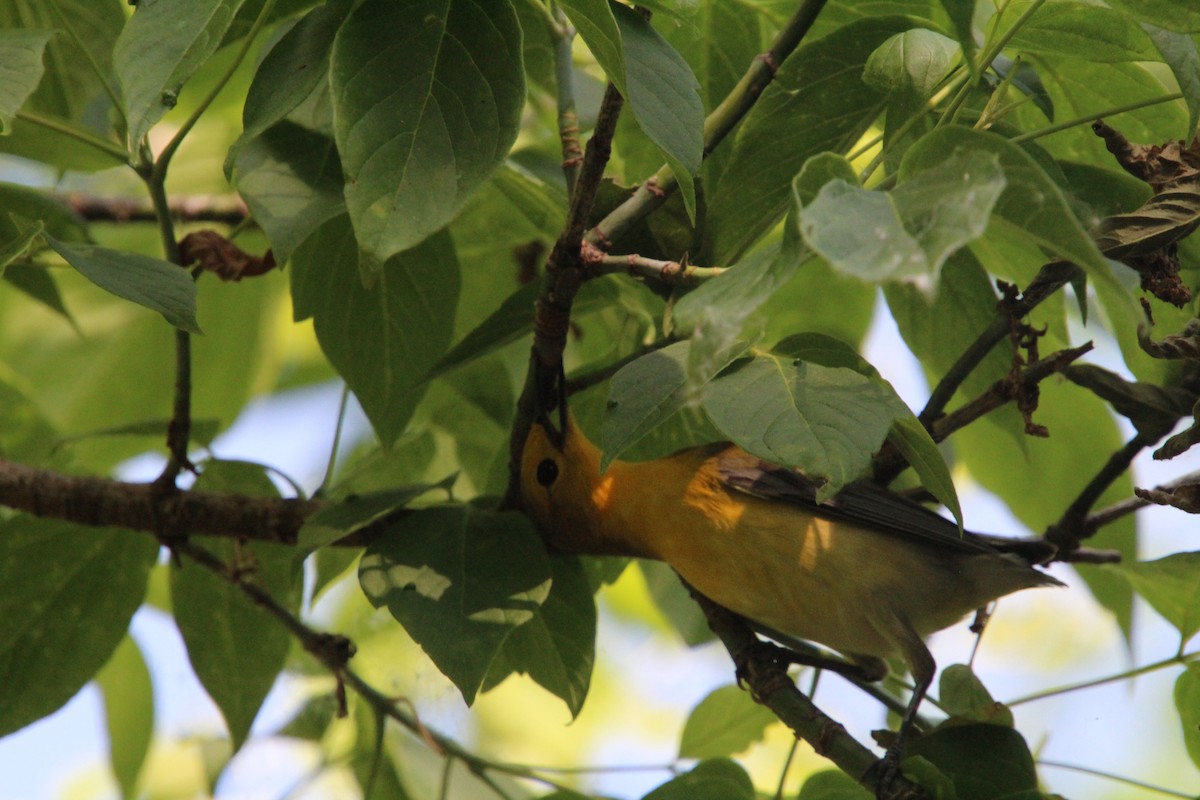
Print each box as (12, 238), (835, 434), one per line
(536, 458), (559, 487)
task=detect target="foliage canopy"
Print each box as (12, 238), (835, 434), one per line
(2, 0), (1200, 798)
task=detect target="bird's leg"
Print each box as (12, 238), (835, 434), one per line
(869, 624), (936, 800)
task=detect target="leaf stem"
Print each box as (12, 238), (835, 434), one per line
(549, 4), (582, 194)
(14, 110), (128, 164)
(151, 0), (278, 181)
(1006, 650), (1200, 707)
(1038, 760), (1195, 799)
(1011, 92), (1185, 143)
(589, 0), (829, 246)
(315, 384), (352, 498)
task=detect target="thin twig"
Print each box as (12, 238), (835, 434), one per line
(550, 5), (582, 194)
(1045, 432), (1156, 551)
(590, 253), (726, 285)
(588, 0), (829, 247)
(1085, 467), (1200, 533)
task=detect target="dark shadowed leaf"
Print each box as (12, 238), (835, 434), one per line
(44, 234), (200, 334)
(0, 516), (156, 737)
(641, 759), (755, 800)
(359, 506), (552, 705)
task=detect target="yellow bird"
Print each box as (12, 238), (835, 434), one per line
(520, 412), (1061, 781)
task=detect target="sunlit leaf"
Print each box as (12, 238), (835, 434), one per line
(1107, 552), (1200, 645)
(97, 635), (154, 798)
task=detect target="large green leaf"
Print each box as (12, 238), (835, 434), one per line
(44, 235), (201, 334)
(611, 3), (703, 220)
(797, 147), (1006, 281)
(0, 0), (123, 122)
(904, 724), (1038, 798)
(171, 461), (300, 751)
(0, 516), (157, 736)
(1104, 0), (1200, 33)
(297, 478), (455, 550)
(484, 556), (596, 718)
(359, 506), (552, 705)
(233, 121), (345, 263)
(601, 339), (750, 471)
(290, 215), (459, 445)
(114, 0), (249, 148)
(1142, 24), (1200, 143)
(0, 30), (54, 134)
(559, 0), (625, 91)
(329, 0), (525, 262)
(702, 355), (909, 498)
(999, 2), (1158, 62)
(234, 0), (349, 152)
(1107, 552), (1200, 646)
(900, 127), (1109, 277)
(97, 635), (155, 798)
(678, 685), (777, 759)
(707, 17), (911, 262)
(862, 28), (960, 98)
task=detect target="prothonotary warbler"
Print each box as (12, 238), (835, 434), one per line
(520, 413), (1062, 787)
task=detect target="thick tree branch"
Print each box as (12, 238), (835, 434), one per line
(0, 458), (318, 543)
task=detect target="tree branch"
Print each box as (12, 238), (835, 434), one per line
(588, 252), (727, 285)
(64, 192), (249, 225)
(588, 0), (829, 247)
(0, 458), (318, 543)
(690, 589), (924, 798)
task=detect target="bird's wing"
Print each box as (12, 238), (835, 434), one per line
(715, 447), (1055, 563)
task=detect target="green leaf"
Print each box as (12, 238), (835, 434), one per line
(939, 0), (977, 77)
(0, 183), (89, 243)
(862, 28), (960, 98)
(797, 147), (1005, 281)
(560, 0), (625, 89)
(330, 0), (525, 261)
(0, 219), (44, 273)
(641, 759), (755, 800)
(0, 30), (54, 134)
(233, 121), (345, 263)
(0, 516), (156, 736)
(708, 17), (910, 262)
(115, 0), (249, 147)
(797, 770), (872, 800)
(298, 479), (456, 550)
(1105, 0), (1200, 33)
(904, 724), (1037, 798)
(792, 152), (860, 207)
(702, 356), (908, 498)
(678, 685), (777, 759)
(487, 556), (596, 718)
(901, 126), (1110, 277)
(1142, 24), (1200, 139)
(639, 560), (712, 645)
(1175, 664), (1200, 771)
(0, 0), (124, 123)
(671, 243), (805, 387)
(1000, 2), (1158, 62)
(172, 462), (299, 751)
(44, 234), (201, 334)
(232, 0), (349, 160)
(938, 664), (1013, 726)
(888, 414), (963, 530)
(1106, 552), (1200, 645)
(601, 339), (748, 471)
(358, 506), (552, 705)
(97, 635), (154, 798)
(611, 3), (703, 221)
(290, 215), (459, 445)
(772, 332), (961, 527)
